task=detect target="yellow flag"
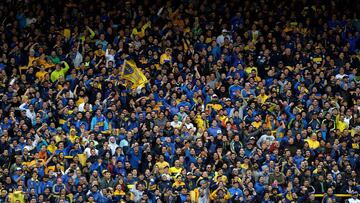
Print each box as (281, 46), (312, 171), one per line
(121, 60), (148, 89)
(9, 191), (25, 203)
(78, 153), (87, 166)
(63, 28), (71, 40)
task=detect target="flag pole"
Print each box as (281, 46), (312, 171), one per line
(120, 59), (126, 77)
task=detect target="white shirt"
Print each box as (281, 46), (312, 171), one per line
(256, 134), (275, 148)
(344, 116), (352, 126)
(216, 34), (232, 46)
(26, 18), (37, 26)
(105, 49), (115, 68)
(170, 121), (182, 129)
(184, 122), (196, 132)
(109, 142), (119, 155)
(73, 51), (83, 68)
(84, 147), (98, 158)
(335, 73), (348, 79)
(23, 134), (40, 151)
(19, 103), (36, 123)
(348, 198), (360, 203)
(78, 102), (92, 112)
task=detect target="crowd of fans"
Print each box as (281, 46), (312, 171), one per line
(0, 0), (360, 202)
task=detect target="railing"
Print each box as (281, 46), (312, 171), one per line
(313, 194), (352, 198)
(314, 193), (352, 202)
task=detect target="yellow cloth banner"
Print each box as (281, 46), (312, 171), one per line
(121, 60), (148, 89)
(78, 153), (87, 166)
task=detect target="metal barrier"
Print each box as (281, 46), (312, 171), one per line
(313, 194), (353, 202)
(313, 194), (352, 198)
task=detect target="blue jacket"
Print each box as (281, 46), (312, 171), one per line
(27, 179), (41, 195)
(127, 148), (142, 169)
(91, 115), (109, 131)
(90, 162), (106, 175)
(255, 182), (265, 197)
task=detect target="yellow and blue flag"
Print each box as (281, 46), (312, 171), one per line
(121, 60), (148, 89)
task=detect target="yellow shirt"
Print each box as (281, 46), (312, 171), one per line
(336, 120), (348, 132)
(251, 121), (262, 129)
(76, 97), (84, 107)
(306, 139), (320, 149)
(69, 135), (78, 144)
(210, 189), (230, 200)
(240, 163), (249, 170)
(36, 71), (48, 80)
(172, 181), (185, 188)
(312, 168), (326, 175)
(9, 191), (25, 203)
(195, 115), (207, 131)
(94, 49), (105, 57)
(155, 161), (170, 173)
(205, 37), (213, 44)
(47, 144), (57, 154)
(169, 166), (183, 178)
(160, 53), (172, 64)
(131, 22), (151, 38)
(352, 142), (359, 150)
(28, 56), (37, 67)
(219, 115), (228, 127)
(213, 174), (228, 184)
(257, 94), (269, 104)
(50, 62), (69, 82)
(37, 59), (54, 69)
(245, 66), (258, 75)
(254, 75), (262, 82)
(206, 103), (222, 111)
(114, 189), (126, 196)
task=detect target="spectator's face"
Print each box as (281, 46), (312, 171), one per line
(327, 188), (333, 195)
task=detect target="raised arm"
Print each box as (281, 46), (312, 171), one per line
(86, 26), (96, 39)
(62, 61), (70, 72)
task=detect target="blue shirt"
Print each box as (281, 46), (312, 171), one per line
(229, 187), (243, 202)
(229, 85), (242, 99)
(208, 126), (221, 137)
